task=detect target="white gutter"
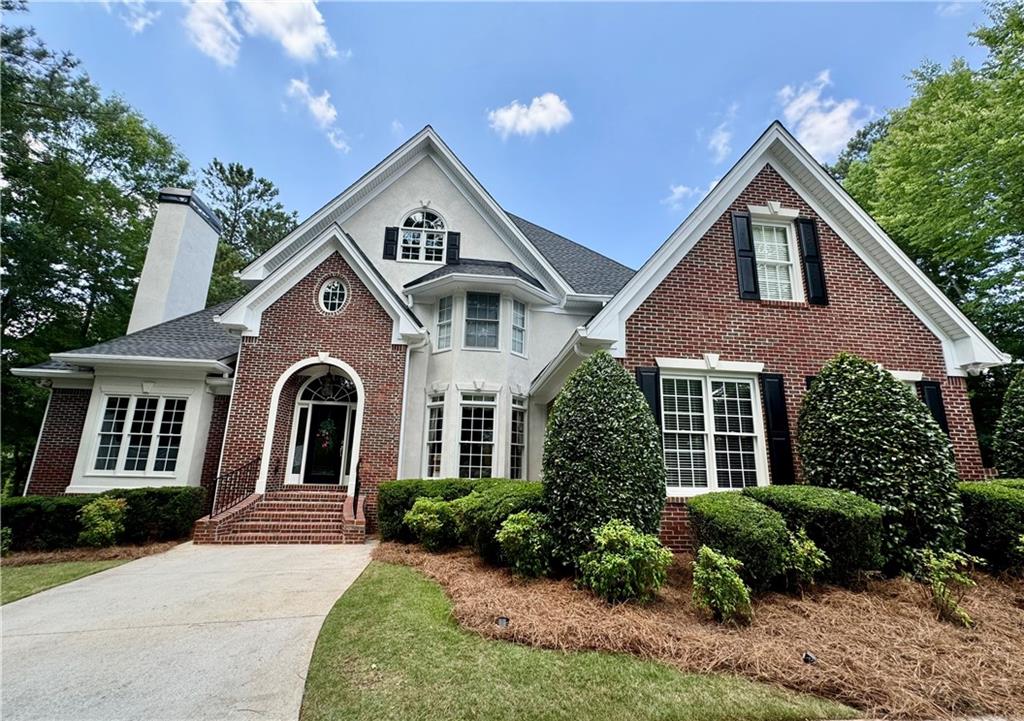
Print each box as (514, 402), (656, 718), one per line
(50, 353), (233, 375)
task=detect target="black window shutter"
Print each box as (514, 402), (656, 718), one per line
(760, 374), (795, 484)
(804, 375), (817, 390)
(383, 226), (398, 260)
(731, 212), (760, 300)
(918, 380), (950, 434)
(635, 367), (662, 431)
(446, 231), (461, 265)
(796, 218), (828, 305)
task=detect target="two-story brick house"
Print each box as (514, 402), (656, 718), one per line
(14, 122), (1008, 548)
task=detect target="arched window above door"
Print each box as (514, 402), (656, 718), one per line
(300, 373), (358, 403)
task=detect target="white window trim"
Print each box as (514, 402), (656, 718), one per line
(318, 277), (348, 313)
(657, 354), (764, 374)
(463, 291), (502, 351)
(435, 296), (453, 353)
(888, 369), (923, 383)
(458, 391), (498, 478)
(510, 299), (527, 358)
(659, 373), (771, 497)
(397, 207), (447, 265)
(749, 212), (805, 303)
(423, 392), (446, 479)
(87, 394), (187, 478)
(509, 395), (527, 479)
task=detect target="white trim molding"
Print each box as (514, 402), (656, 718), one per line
(656, 355), (765, 374)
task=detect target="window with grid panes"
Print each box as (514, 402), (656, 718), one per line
(752, 223), (795, 300)
(511, 300), (526, 355)
(400, 210), (446, 262)
(464, 293), (500, 349)
(425, 393), (445, 478)
(459, 392), (495, 478)
(510, 396), (526, 479)
(93, 396), (188, 473)
(436, 296), (452, 350)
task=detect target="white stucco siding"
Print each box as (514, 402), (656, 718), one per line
(66, 368), (215, 493)
(343, 156), (530, 290)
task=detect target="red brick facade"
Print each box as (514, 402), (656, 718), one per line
(213, 251), (407, 530)
(25, 388), (92, 496)
(198, 394), (230, 513)
(627, 164), (985, 491)
(659, 498), (693, 552)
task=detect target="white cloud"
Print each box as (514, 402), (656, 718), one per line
(777, 70), (871, 161)
(488, 92), (573, 139)
(707, 103), (738, 164)
(238, 0), (337, 62)
(936, 2), (966, 17)
(662, 179), (719, 212)
(287, 78), (349, 152)
(183, 0), (241, 67)
(119, 0), (160, 33)
(390, 119), (405, 137)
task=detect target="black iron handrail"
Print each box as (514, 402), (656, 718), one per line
(210, 455), (279, 515)
(350, 459), (361, 520)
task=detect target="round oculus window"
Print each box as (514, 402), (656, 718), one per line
(319, 278), (347, 313)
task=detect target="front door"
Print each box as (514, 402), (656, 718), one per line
(303, 404), (348, 484)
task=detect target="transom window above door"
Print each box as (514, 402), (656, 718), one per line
(301, 373), (358, 403)
(400, 210), (446, 262)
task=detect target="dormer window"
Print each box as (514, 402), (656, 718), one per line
(401, 210), (446, 262)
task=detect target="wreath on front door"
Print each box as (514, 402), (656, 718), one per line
(316, 418), (337, 451)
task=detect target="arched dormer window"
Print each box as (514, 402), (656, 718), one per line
(400, 210), (446, 262)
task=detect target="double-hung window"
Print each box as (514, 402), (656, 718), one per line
(425, 393), (445, 478)
(436, 296), (452, 351)
(94, 396), (188, 474)
(751, 222), (796, 300)
(661, 376), (761, 493)
(511, 300), (526, 355)
(464, 293), (500, 349)
(509, 396), (526, 479)
(459, 392), (496, 478)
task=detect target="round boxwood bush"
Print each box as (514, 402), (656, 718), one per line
(403, 497), (461, 551)
(994, 368), (1024, 478)
(797, 352), (962, 571)
(542, 350), (665, 567)
(687, 492), (790, 591)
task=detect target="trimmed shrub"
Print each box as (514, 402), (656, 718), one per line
(462, 482), (545, 564)
(543, 351), (665, 567)
(917, 549), (982, 627)
(404, 497), (461, 551)
(0, 495), (93, 550)
(688, 492), (789, 591)
(994, 478), (1024, 491)
(103, 487), (206, 543)
(577, 519), (673, 603)
(994, 369), (1024, 477)
(797, 352), (963, 571)
(77, 496), (127, 547)
(495, 511), (552, 578)
(958, 481), (1024, 572)
(378, 478), (511, 542)
(692, 546), (752, 625)
(744, 485), (884, 583)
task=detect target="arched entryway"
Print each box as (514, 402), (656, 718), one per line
(286, 371), (358, 485)
(258, 355), (365, 494)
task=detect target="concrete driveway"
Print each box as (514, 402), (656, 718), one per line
(2, 542), (373, 721)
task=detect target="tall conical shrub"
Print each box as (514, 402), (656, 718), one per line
(994, 368), (1024, 478)
(797, 352), (962, 571)
(542, 350), (665, 567)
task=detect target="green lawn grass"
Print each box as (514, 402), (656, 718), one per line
(1, 560), (126, 604)
(301, 562), (857, 721)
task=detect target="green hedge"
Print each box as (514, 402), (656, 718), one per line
(0, 487), (207, 551)
(461, 482), (544, 564)
(993, 478), (1024, 491)
(688, 492), (790, 591)
(958, 481), (1024, 572)
(377, 478), (518, 542)
(743, 485), (884, 583)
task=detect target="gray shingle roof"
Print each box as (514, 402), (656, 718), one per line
(404, 258), (545, 290)
(32, 300), (241, 369)
(506, 213), (634, 295)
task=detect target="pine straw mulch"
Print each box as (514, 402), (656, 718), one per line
(0, 541), (181, 567)
(374, 542), (1024, 720)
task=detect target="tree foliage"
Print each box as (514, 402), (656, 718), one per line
(797, 353), (963, 571)
(542, 351), (666, 567)
(201, 159), (298, 303)
(994, 368), (1024, 477)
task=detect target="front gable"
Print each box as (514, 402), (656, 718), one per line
(587, 122), (1007, 377)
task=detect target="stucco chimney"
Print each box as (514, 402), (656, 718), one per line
(128, 188), (221, 334)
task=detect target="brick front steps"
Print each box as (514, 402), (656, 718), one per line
(193, 488), (366, 544)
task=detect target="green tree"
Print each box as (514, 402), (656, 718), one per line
(542, 350), (666, 568)
(201, 159), (298, 303)
(994, 368), (1024, 477)
(1, 2), (190, 490)
(798, 353), (963, 572)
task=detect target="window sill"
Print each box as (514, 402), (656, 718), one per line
(397, 258), (445, 266)
(511, 351), (528, 360)
(754, 298), (809, 308)
(432, 347), (453, 356)
(463, 346), (502, 353)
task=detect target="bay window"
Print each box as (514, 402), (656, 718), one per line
(511, 300), (526, 355)
(425, 393), (445, 478)
(459, 392), (496, 478)
(510, 396), (526, 479)
(464, 292), (500, 349)
(436, 296), (452, 351)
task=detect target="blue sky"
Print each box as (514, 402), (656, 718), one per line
(16, 1), (989, 269)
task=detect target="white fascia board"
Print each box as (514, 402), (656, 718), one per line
(529, 328), (615, 403)
(403, 273), (559, 305)
(219, 224), (425, 344)
(656, 357), (765, 374)
(49, 354), (232, 375)
(11, 367), (94, 380)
